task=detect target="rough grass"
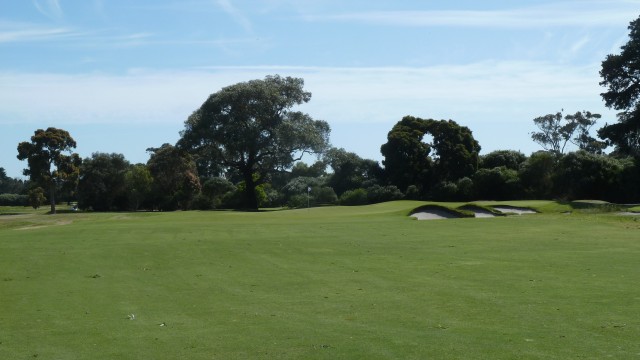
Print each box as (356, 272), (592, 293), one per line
(1, 201), (639, 359)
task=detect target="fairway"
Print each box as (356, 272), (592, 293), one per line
(1, 201), (639, 359)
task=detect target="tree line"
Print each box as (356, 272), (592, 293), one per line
(5, 15), (640, 212)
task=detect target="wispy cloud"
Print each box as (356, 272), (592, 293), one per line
(0, 23), (73, 43)
(33, 0), (64, 21)
(214, 0), (253, 33)
(313, 1), (640, 28)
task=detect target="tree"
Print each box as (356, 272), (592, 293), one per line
(178, 75), (330, 210)
(77, 153), (130, 211)
(125, 164), (153, 211)
(531, 110), (604, 155)
(599, 15), (640, 157)
(147, 144), (201, 211)
(324, 147), (383, 196)
(380, 116), (480, 194)
(17, 128), (81, 214)
(27, 187), (47, 209)
(480, 150), (526, 170)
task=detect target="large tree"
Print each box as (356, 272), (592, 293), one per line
(380, 116), (480, 193)
(599, 15), (640, 157)
(77, 153), (130, 211)
(178, 75), (331, 210)
(17, 128), (81, 214)
(146, 144), (200, 211)
(530, 111), (603, 155)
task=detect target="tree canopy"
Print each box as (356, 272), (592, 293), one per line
(530, 111), (603, 155)
(178, 75), (330, 210)
(599, 15), (640, 157)
(380, 116), (480, 194)
(17, 127), (81, 214)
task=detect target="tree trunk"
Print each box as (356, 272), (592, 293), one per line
(242, 171), (259, 211)
(49, 182), (56, 214)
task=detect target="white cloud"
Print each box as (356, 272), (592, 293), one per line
(0, 26), (72, 43)
(0, 62), (614, 127)
(33, 0), (64, 21)
(314, 1), (640, 28)
(215, 0), (254, 33)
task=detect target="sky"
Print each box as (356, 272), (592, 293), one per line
(1, 0), (639, 178)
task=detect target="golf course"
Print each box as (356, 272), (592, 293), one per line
(1, 201), (639, 359)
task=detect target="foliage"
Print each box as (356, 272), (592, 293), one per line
(147, 144), (201, 211)
(518, 151), (557, 199)
(530, 111), (603, 155)
(125, 164), (153, 211)
(201, 177), (237, 209)
(77, 153), (130, 211)
(179, 75), (331, 210)
(27, 187), (47, 209)
(480, 150), (526, 170)
(0, 168), (27, 195)
(473, 167), (522, 200)
(599, 15), (640, 157)
(0, 193), (28, 206)
(16, 127), (81, 214)
(381, 116), (480, 193)
(339, 188), (368, 206)
(554, 151), (624, 201)
(325, 147), (383, 196)
(366, 184), (404, 204)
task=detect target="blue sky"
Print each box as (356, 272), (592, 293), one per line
(1, 0), (639, 178)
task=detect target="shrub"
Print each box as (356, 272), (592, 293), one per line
(0, 193), (28, 206)
(339, 188), (368, 206)
(366, 185), (404, 203)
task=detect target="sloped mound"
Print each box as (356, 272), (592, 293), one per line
(491, 205), (537, 215)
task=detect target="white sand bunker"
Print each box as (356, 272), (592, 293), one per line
(459, 206), (497, 218)
(411, 208), (461, 220)
(492, 206), (537, 215)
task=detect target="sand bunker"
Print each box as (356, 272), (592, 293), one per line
(411, 208), (461, 220)
(491, 206), (537, 215)
(411, 205), (537, 220)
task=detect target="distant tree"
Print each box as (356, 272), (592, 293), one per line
(125, 164), (153, 211)
(201, 177), (236, 209)
(473, 167), (522, 200)
(530, 111), (603, 155)
(178, 75), (331, 210)
(17, 128), (81, 214)
(325, 148), (383, 196)
(27, 187), (47, 209)
(480, 150), (527, 170)
(147, 144), (201, 211)
(518, 151), (557, 199)
(77, 153), (130, 211)
(554, 151), (624, 201)
(599, 15), (640, 157)
(381, 116), (480, 194)
(290, 161), (326, 178)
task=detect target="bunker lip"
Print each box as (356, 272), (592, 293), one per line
(459, 205), (499, 218)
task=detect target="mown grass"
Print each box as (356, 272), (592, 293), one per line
(0, 201), (639, 359)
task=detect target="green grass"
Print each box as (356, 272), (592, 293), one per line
(1, 201), (639, 359)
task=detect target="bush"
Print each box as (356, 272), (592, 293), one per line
(315, 187), (338, 205)
(339, 188), (368, 206)
(366, 185), (404, 203)
(0, 193), (28, 206)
